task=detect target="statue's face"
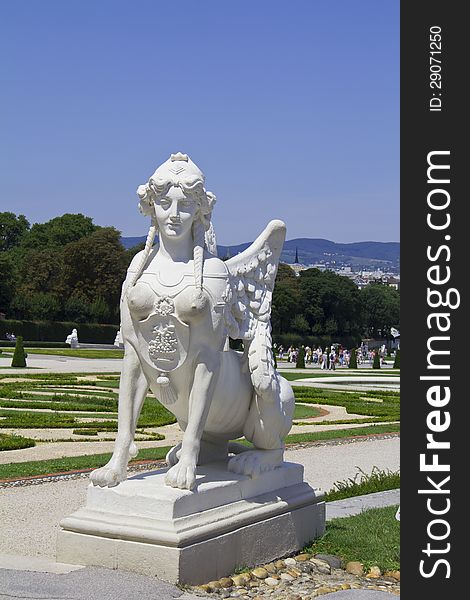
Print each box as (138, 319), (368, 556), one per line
(154, 185), (197, 239)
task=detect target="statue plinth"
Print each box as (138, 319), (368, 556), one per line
(57, 461), (325, 585)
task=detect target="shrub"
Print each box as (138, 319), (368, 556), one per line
(296, 346), (306, 368)
(349, 347), (358, 369)
(393, 348), (400, 369)
(0, 319), (118, 344)
(373, 351), (381, 369)
(0, 433), (36, 451)
(11, 336), (27, 367)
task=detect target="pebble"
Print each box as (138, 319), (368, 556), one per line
(190, 552), (400, 599)
(314, 553), (342, 569)
(252, 568), (269, 579)
(345, 561), (364, 576)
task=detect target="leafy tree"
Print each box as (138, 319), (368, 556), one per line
(361, 283), (400, 338)
(0, 253), (15, 313)
(64, 292), (91, 323)
(11, 336), (27, 367)
(90, 296), (111, 323)
(0, 212), (30, 251)
(28, 292), (62, 321)
(272, 263), (301, 334)
(20, 213), (98, 250)
(298, 269), (363, 338)
(291, 314), (310, 335)
(60, 227), (127, 318)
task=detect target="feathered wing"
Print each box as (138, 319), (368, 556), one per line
(225, 220), (286, 398)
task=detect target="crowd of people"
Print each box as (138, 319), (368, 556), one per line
(275, 342), (391, 369)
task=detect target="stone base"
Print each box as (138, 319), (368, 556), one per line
(57, 461), (325, 585)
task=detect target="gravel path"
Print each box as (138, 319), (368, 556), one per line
(0, 436), (399, 560)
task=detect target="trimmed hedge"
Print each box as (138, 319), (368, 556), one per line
(0, 320), (118, 344)
(0, 341), (70, 348)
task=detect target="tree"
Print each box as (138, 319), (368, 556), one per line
(90, 296), (111, 323)
(28, 292), (61, 321)
(60, 227), (127, 319)
(298, 269), (363, 339)
(0, 253), (15, 313)
(20, 213), (98, 250)
(361, 283), (400, 339)
(0, 212), (30, 251)
(11, 336), (27, 368)
(64, 292), (92, 323)
(271, 263), (301, 334)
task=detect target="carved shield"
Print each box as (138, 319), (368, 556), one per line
(136, 312), (190, 373)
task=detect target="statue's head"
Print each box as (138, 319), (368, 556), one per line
(136, 153), (216, 234)
(129, 153), (218, 292)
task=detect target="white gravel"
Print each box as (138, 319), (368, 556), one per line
(0, 436), (399, 560)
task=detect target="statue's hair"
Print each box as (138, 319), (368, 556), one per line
(129, 172), (217, 292)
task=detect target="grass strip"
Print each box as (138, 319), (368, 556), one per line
(0, 425), (399, 480)
(17, 349), (125, 359)
(324, 467), (400, 501)
(284, 424), (399, 444)
(304, 505), (400, 571)
(0, 446), (172, 480)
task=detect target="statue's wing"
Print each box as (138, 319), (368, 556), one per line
(225, 220), (286, 395)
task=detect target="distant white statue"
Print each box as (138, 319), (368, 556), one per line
(91, 153), (294, 491)
(114, 328), (123, 348)
(65, 328), (79, 348)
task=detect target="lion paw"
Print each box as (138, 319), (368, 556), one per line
(165, 458), (197, 490)
(90, 462), (127, 488)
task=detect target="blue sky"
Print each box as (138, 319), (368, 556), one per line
(1, 0), (399, 245)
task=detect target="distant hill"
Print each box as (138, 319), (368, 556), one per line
(121, 236), (400, 271)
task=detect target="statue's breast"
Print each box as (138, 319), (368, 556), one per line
(126, 268), (229, 373)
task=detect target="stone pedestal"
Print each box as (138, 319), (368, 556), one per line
(57, 461), (325, 585)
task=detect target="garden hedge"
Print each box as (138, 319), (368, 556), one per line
(0, 319), (118, 344)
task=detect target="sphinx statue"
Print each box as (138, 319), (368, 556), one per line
(91, 153), (294, 491)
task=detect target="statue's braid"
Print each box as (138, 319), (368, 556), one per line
(129, 220), (157, 290)
(193, 218), (205, 292)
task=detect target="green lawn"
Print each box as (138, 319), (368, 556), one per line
(304, 505), (400, 571)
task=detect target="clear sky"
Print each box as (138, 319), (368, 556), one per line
(1, 0), (399, 246)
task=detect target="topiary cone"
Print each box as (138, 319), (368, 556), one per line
(349, 347), (358, 369)
(393, 348), (400, 369)
(372, 351), (381, 369)
(11, 336), (27, 368)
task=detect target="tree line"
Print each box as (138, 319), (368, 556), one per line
(0, 212), (142, 324)
(1, 212), (400, 339)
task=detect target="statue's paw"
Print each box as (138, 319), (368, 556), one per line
(165, 442), (182, 467)
(90, 462), (127, 488)
(228, 449), (283, 478)
(165, 458), (197, 491)
(128, 442), (139, 459)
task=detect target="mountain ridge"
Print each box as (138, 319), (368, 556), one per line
(121, 236), (399, 271)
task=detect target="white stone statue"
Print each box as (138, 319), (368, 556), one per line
(65, 328), (79, 348)
(91, 153), (294, 491)
(114, 328), (123, 348)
